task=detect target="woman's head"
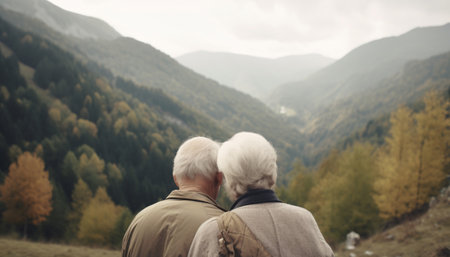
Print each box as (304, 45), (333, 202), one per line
(218, 132), (277, 201)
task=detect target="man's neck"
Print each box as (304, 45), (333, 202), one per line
(177, 176), (217, 199)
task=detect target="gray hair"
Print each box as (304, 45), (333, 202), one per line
(173, 136), (220, 181)
(218, 132), (277, 200)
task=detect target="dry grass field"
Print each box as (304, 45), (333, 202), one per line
(0, 238), (120, 257)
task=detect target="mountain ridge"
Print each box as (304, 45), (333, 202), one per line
(270, 22), (450, 112)
(177, 50), (334, 100)
(0, 0), (121, 40)
(0, 2), (305, 171)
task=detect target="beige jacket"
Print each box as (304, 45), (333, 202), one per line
(188, 202), (334, 257)
(122, 190), (225, 257)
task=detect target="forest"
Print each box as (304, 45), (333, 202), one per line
(0, 12), (449, 250)
(0, 17), (229, 245)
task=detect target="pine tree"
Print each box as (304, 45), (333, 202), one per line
(0, 152), (53, 237)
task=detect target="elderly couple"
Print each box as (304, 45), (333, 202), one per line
(122, 132), (334, 257)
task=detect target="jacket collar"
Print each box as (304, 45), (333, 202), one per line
(230, 189), (281, 210)
(166, 190), (226, 211)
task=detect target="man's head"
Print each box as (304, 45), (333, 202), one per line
(218, 132), (277, 201)
(173, 136), (222, 199)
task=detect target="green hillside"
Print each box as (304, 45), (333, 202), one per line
(0, 0), (120, 40)
(302, 51), (450, 162)
(0, 17), (229, 242)
(0, 4), (305, 172)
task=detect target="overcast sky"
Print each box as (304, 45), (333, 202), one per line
(47, 0), (450, 59)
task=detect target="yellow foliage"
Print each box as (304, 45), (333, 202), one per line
(0, 86), (9, 101)
(67, 179), (93, 235)
(127, 111), (138, 128)
(0, 152), (53, 225)
(77, 188), (123, 245)
(375, 92), (449, 220)
(106, 164), (122, 181)
(71, 179), (92, 211)
(113, 101), (131, 117)
(375, 107), (417, 219)
(412, 91), (448, 206)
(113, 118), (127, 135)
(77, 119), (98, 137)
(63, 114), (77, 132)
(79, 154), (105, 175)
(151, 133), (164, 143)
(77, 153), (107, 191)
(72, 127), (81, 138)
(48, 108), (61, 123)
(95, 78), (112, 93)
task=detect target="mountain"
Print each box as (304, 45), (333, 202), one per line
(176, 51), (334, 100)
(271, 23), (450, 112)
(0, 0), (121, 40)
(267, 22), (450, 162)
(0, 1), (305, 170)
(306, 51), (450, 162)
(0, 16), (229, 215)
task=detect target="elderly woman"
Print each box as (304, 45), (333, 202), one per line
(188, 132), (334, 257)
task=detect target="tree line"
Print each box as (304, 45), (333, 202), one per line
(0, 17), (228, 246)
(279, 90), (449, 244)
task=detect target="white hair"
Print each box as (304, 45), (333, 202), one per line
(173, 136), (220, 181)
(218, 132), (277, 200)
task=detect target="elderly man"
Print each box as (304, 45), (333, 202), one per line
(188, 132), (334, 257)
(122, 136), (225, 257)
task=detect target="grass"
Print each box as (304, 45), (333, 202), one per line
(334, 199), (450, 257)
(0, 238), (120, 257)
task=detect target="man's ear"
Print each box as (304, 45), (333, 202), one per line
(173, 175), (179, 187)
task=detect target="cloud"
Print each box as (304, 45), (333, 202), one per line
(47, 0), (450, 59)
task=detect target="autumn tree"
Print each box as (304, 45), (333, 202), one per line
(328, 143), (379, 240)
(374, 106), (417, 219)
(412, 91), (449, 208)
(281, 159), (314, 206)
(76, 150), (107, 192)
(67, 179), (92, 239)
(77, 187), (124, 245)
(375, 91), (449, 220)
(303, 144), (379, 243)
(304, 150), (341, 242)
(0, 152), (53, 237)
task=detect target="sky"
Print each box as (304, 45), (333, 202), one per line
(47, 0), (450, 59)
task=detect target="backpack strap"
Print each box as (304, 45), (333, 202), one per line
(217, 212), (272, 257)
